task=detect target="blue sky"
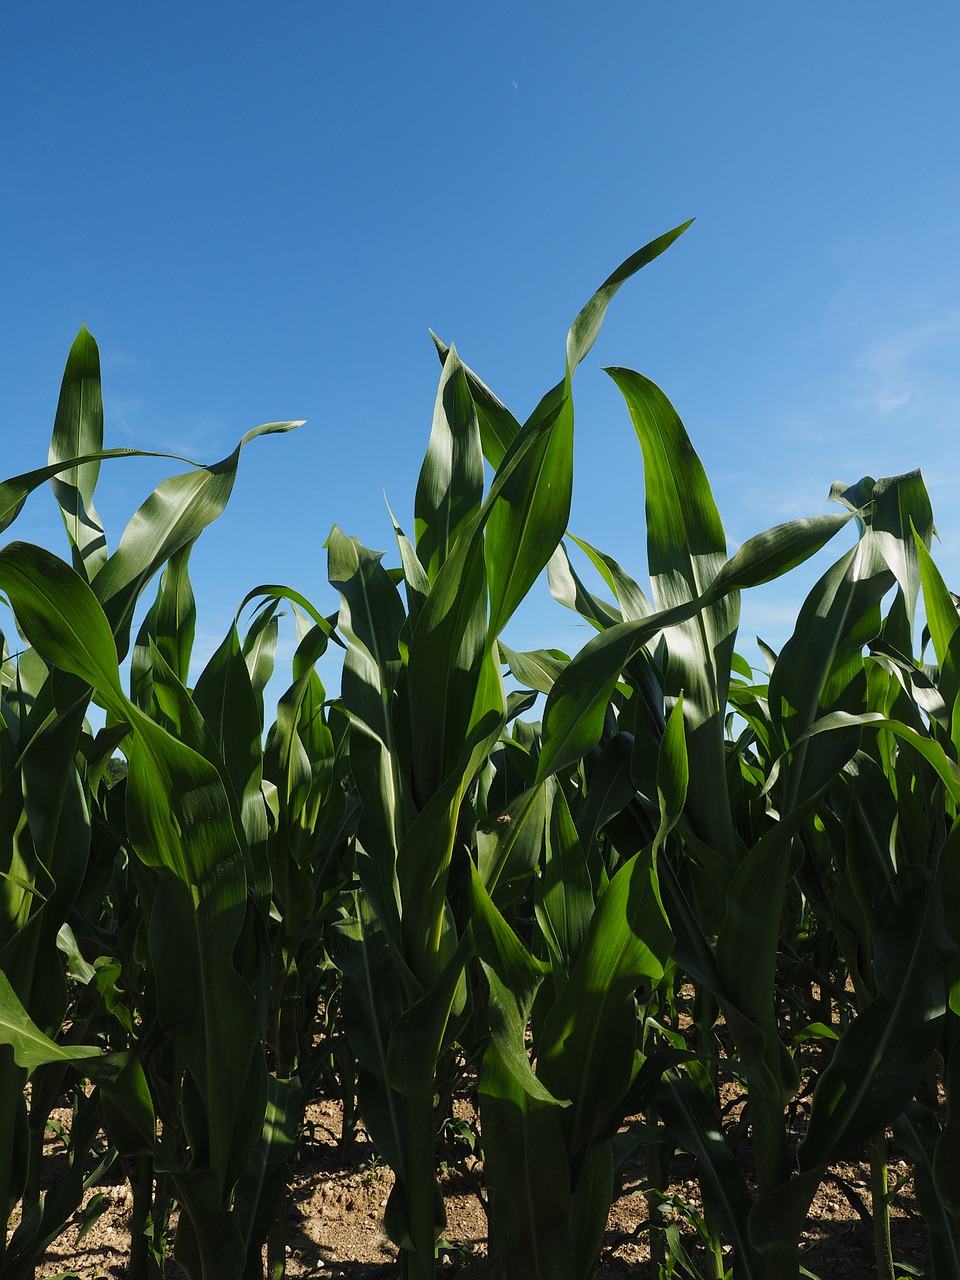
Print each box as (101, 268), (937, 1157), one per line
(3, 2), (960, 690)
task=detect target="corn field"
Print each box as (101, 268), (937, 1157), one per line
(2, 224), (959, 1280)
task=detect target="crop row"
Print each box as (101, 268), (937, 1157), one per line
(1, 225), (958, 1280)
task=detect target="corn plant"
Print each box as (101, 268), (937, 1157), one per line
(533, 363), (957, 1277)
(463, 362), (858, 1277)
(468, 719), (681, 1279)
(4, 246), (960, 1280)
(0, 327), (304, 1279)
(327, 226), (697, 1279)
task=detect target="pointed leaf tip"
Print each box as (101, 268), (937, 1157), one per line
(565, 220), (694, 376)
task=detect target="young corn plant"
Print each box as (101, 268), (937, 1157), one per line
(533, 344), (960, 1277)
(530, 373), (925, 1278)
(715, 471), (956, 1276)
(125, 562), (353, 1278)
(329, 225), (692, 1279)
(5, 251), (959, 1280)
(467, 712), (683, 1280)
(0, 326), (304, 1280)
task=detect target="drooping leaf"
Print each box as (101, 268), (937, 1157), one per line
(0, 968), (103, 1071)
(92, 421), (303, 657)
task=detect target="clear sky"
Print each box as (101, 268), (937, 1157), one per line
(3, 2), (960, 689)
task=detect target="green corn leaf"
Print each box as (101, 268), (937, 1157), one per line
(565, 222), (693, 374)
(535, 779), (595, 978)
(47, 326), (107, 577)
(829, 475), (876, 512)
(607, 366), (736, 863)
(870, 470), (934, 624)
(231, 1075), (303, 1267)
(485, 388), (573, 642)
(12, 681), (92, 1045)
(768, 537), (892, 813)
(506, 687), (538, 721)
(799, 885), (950, 1170)
(731, 650), (753, 678)
(414, 344), (484, 583)
(537, 599), (699, 782)
(715, 808), (816, 1106)
(0, 968), (102, 1071)
(405, 496), (494, 803)
(536, 847), (674, 1159)
(868, 643), (949, 730)
(0, 541), (262, 1199)
(385, 957), (467, 1099)
(748, 1165), (826, 1259)
(479, 1042), (577, 1280)
(263, 670), (315, 830)
(841, 752), (903, 941)
(240, 601), (281, 711)
(99, 1056), (156, 1157)
(915, 529), (960, 665)
(568, 534), (651, 622)
(55, 923), (94, 983)
(132, 540), (198, 711)
(469, 859), (563, 1105)
(403, 404), (573, 807)
(430, 334), (523, 470)
(147, 884), (262, 1197)
(441, 227), (693, 648)
(538, 466), (855, 784)
(193, 622), (269, 895)
(326, 528), (406, 765)
(432, 219), (692, 474)
(395, 751), (500, 977)
(147, 638), (267, 902)
(536, 623), (637, 780)
(483, 961), (561, 1108)
(709, 512), (854, 596)
(915, 530), (960, 734)
(150, 540), (197, 686)
(769, 472), (934, 809)
(574, 733), (638, 854)
(568, 1142), (614, 1280)
(236, 583), (340, 648)
(476, 781), (548, 907)
(766, 708), (960, 808)
(655, 1074), (763, 1279)
(653, 692), (688, 856)
(894, 1103), (960, 1278)
(92, 420), (303, 657)
(547, 543), (622, 631)
(335, 903), (409, 1178)
(499, 643), (569, 697)
(0, 447), (205, 537)
(0, 543), (124, 700)
(386, 498), (430, 629)
(327, 526), (412, 945)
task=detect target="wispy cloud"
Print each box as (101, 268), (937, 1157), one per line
(846, 311), (960, 419)
(102, 388), (231, 461)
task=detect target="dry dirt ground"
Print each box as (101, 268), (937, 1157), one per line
(26, 1088), (933, 1280)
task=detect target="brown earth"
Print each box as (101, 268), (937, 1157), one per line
(27, 1088), (932, 1280)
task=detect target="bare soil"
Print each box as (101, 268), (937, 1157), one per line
(27, 1088), (932, 1279)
